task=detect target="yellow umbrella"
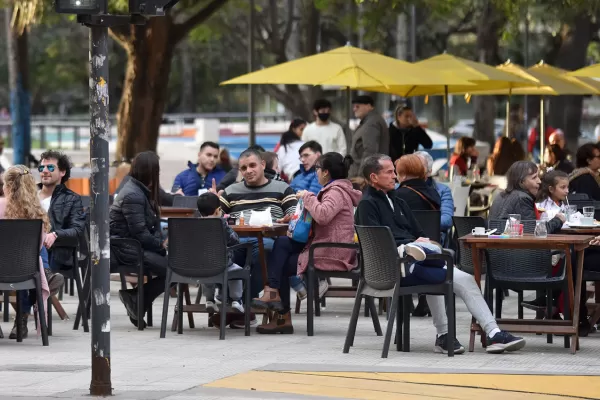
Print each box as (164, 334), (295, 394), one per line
(221, 45), (473, 89)
(568, 63), (600, 78)
(467, 62), (600, 158)
(364, 54), (538, 163)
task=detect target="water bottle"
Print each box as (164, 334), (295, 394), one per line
(534, 219), (548, 238)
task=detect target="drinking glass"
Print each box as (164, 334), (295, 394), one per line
(508, 214), (521, 236)
(566, 205), (577, 222)
(583, 206), (595, 218)
(534, 219), (548, 238)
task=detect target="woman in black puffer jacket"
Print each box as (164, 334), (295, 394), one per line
(110, 151), (168, 328)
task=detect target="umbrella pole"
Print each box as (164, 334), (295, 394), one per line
(505, 89), (512, 138)
(444, 86), (450, 164)
(540, 96), (545, 163)
(346, 87), (352, 140)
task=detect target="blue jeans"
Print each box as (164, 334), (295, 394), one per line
(266, 237), (304, 312)
(233, 237), (275, 298)
(401, 242), (447, 287)
(18, 247), (50, 314)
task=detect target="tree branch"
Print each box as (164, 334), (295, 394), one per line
(109, 25), (132, 50)
(282, 0), (295, 47)
(172, 0), (229, 43)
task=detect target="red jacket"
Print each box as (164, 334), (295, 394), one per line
(527, 126), (556, 153)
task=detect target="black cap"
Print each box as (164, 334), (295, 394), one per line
(351, 95), (374, 106)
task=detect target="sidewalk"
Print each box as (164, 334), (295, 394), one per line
(0, 281), (599, 399)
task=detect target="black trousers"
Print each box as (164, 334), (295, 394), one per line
(130, 251), (168, 311)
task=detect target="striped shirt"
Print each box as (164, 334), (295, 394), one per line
(220, 179), (297, 220)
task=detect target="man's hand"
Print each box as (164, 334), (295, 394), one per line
(174, 189), (184, 196)
(411, 115), (420, 127)
(556, 213), (566, 223)
(415, 237), (430, 243)
(277, 214), (292, 224)
(208, 178), (218, 195)
(44, 232), (57, 249)
(591, 236), (600, 246)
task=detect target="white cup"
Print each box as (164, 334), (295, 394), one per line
(581, 216), (594, 226)
(472, 227), (486, 235)
(198, 189), (208, 196)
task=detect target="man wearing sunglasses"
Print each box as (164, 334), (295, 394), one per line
(37, 150), (86, 272)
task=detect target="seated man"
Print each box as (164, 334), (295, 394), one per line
(290, 141), (322, 195)
(37, 151), (86, 272)
(219, 148), (297, 324)
(217, 145), (266, 192)
(355, 154), (526, 355)
(173, 141), (226, 196)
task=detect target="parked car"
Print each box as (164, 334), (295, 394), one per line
(450, 119), (505, 139)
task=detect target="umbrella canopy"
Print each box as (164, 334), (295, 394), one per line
(568, 63), (600, 78)
(362, 54), (538, 97)
(220, 45), (474, 89)
(465, 62), (600, 96)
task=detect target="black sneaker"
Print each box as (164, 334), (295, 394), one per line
(434, 334), (465, 354)
(486, 331), (526, 353)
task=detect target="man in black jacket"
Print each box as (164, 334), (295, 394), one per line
(389, 105), (432, 163)
(37, 150), (86, 272)
(355, 154), (526, 355)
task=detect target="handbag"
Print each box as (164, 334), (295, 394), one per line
(287, 198), (313, 243)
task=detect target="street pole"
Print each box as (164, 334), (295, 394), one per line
(88, 17), (111, 397)
(248, 0), (256, 146)
(523, 5), (530, 132)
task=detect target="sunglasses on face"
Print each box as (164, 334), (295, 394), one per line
(38, 164), (56, 173)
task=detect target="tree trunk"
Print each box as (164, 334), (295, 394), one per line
(549, 15), (595, 153)
(5, 8), (31, 165)
(115, 18), (175, 161)
(473, 1), (502, 147)
(179, 39), (195, 113)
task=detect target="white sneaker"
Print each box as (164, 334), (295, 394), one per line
(206, 300), (218, 313)
(318, 280), (329, 298)
(401, 244), (426, 261)
(231, 300), (244, 314)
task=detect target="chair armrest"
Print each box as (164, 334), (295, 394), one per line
(308, 242), (359, 270)
(228, 242), (254, 270)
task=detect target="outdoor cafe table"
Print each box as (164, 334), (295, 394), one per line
(160, 207), (196, 218)
(459, 233), (594, 354)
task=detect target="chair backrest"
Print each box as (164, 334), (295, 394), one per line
(486, 219), (553, 280)
(355, 225), (399, 291)
(413, 210), (441, 243)
(452, 216), (486, 274)
(173, 196), (199, 209)
(453, 185), (470, 216)
(0, 219), (42, 283)
(167, 217), (228, 278)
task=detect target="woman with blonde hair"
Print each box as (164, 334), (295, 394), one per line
(0, 165), (58, 339)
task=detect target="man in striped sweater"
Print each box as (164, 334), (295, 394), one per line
(219, 149), (297, 326)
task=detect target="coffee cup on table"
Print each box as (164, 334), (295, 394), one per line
(472, 227), (486, 235)
(580, 216), (594, 226)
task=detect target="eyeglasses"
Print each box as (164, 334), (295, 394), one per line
(38, 164), (56, 173)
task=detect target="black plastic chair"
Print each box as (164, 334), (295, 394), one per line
(487, 219), (570, 347)
(173, 196), (199, 209)
(344, 225), (455, 358)
(110, 238), (154, 331)
(305, 242), (367, 336)
(160, 218), (253, 340)
(567, 193), (589, 201)
(51, 235), (89, 332)
(452, 216), (487, 275)
(0, 220), (49, 345)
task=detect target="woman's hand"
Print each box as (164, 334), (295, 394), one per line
(295, 190), (308, 199)
(555, 213), (566, 223)
(590, 236), (600, 246)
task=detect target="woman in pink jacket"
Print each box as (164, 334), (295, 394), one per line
(253, 152), (362, 334)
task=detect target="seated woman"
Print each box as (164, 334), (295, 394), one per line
(543, 144), (574, 174)
(252, 153), (362, 334)
(110, 151), (169, 328)
(569, 143), (600, 200)
(486, 136), (525, 176)
(449, 137), (478, 176)
(489, 161), (565, 233)
(0, 165), (56, 339)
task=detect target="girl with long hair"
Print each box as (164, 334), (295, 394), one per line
(276, 118), (307, 180)
(110, 151), (168, 328)
(0, 165), (54, 339)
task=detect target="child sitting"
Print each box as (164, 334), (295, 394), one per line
(197, 192), (244, 313)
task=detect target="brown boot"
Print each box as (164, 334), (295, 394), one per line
(252, 286), (283, 311)
(256, 311), (294, 334)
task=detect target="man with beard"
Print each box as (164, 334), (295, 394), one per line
(173, 141), (226, 196)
